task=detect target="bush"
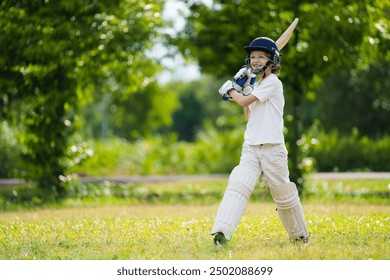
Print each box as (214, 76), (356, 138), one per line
(73, 122), (390, 177)
(71, 126), (244, 176)
(4, 120), (390, 180)
(301, 121), (390, 172)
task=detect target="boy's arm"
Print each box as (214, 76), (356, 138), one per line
(243, 106), (250, 121)
(229, 89), (258, 107)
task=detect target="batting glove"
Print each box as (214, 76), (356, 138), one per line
(233, 67), (256, 90)
(241, 85), (253, 96)
(218, 80), (236, 100)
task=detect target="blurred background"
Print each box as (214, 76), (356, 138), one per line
(0, 0), (389, 199)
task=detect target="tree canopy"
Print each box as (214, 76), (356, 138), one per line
(0, 0), (167, 197)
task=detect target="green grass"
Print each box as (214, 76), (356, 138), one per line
(0, 182), (390, 260)
(303, 178), (390, 202)
(0, 178), (389, 260)
(0, 203), (389, 260)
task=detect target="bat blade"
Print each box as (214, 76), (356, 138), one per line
(276, 18), (299, 50)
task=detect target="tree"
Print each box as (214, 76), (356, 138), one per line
(79, 79), (179, 141)
(159, 76), (244, 142)
(0, 0), (166, 198)
(172, 0), (388, 191)
(302, 61), (390, 138)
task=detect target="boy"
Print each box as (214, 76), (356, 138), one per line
(212, 37), (309, 245)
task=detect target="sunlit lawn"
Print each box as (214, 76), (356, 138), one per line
(0, 178), (389, 260)
(1, 201), (389, 260)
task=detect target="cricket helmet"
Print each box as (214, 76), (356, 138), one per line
(244, 37), (281, 64)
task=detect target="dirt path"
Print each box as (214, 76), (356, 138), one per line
(310, 172), (390, 180)
(0, 172), (389, 187)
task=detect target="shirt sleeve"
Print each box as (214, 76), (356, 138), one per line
(252, 75), (277, 103)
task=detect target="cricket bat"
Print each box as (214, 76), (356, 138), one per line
(276, 18), (299, 50)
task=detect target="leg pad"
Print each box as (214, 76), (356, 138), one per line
(211, 165), (258, 240)
(270, 182), (309, 241)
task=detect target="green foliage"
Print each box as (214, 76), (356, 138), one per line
(160, 76), (244, 142)
(1, 0), (389, 203)
(70, 130), (243, 177)
(194, 124), (244, 173)
(171, 85), (205, 141)
(71, 124), (390, 177)
(0, 122), (22, 177)
(302, 62), (390, 138)
(173, 0), (387, 85)
(0, 0), (166, 197)
(301, 124), (390, 172)
(80, 81), (179, 140)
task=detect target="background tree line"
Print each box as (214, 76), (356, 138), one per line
(0, 0), (389, 199)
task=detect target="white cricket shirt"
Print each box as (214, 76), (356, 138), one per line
(244, 73), (285, 145)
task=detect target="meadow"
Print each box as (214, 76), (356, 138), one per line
(0, 177), (389, 260)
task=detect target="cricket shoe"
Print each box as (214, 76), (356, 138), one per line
(292, 234), (310, 245)
(213, 232), (227, 246)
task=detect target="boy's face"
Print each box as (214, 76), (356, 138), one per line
(249, 50), (271, 73)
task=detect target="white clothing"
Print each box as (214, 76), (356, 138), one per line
(244, 74), (285, 145)
(212, 72), (308, 242)
(239, 143), (290, 187)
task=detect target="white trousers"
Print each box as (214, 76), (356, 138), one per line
(239, 143), (290, 187)
(211, 143), (293, 240)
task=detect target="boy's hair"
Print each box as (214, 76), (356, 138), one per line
(264, 52), (281, 75)
(272, 64), (281, 75)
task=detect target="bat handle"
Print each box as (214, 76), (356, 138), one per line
(222, 94), (230, 101)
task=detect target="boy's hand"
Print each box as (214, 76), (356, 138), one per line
(234, 67), (256, 89)
(218, 80), (235, 100)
